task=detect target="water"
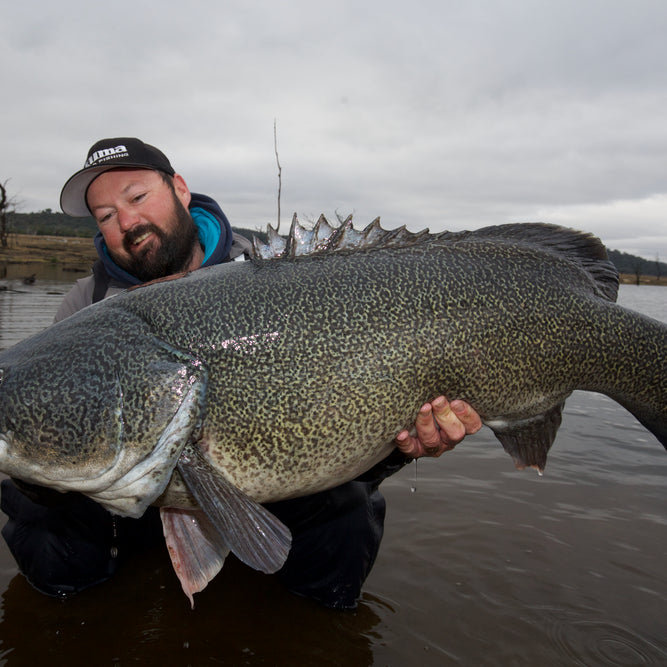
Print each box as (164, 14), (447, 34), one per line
(0, 279), (665, 666)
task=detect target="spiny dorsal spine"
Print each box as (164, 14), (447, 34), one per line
(252, 214), (432, 260)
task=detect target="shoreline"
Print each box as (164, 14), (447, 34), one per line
(0, 233), (98, 270)
(0, 233), (665, 286)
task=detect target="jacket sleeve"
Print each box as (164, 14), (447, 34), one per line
(228, 232), (253, 260)
(54, 275), (126, 323)
(354, 449), (413, 486)
(53, 275), (96, 323)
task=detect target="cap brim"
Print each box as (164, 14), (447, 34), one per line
(60, 162), (169, 217)
(60, 165), (119, 217)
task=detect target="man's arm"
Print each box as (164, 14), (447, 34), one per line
(228, 232), (253, 260)
(53, 276), (96, 323)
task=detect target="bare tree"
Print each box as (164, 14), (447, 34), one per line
(0, 179), (16, 249)
(656, 253), (662, 284)
(632, 257), (643, 286)
(274, 119), (282, 233)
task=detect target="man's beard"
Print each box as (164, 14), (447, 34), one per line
(113, 193), (200, 282)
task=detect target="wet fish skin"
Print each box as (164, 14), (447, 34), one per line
(82, 222), (667, 503)
(0, 220), (665, 601)
(1, 220), (665, 507)
(0, 306), (207, 516)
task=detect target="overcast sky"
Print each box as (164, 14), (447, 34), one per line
(3, 0), (667, 259)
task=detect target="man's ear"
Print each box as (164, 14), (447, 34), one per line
(172, 173), (192, 208)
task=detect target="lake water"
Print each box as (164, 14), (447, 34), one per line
(0, 276), (665, 666)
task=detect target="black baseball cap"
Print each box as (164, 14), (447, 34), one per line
(60, 137), (175, 216)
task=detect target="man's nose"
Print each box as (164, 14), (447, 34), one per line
(116, 206), (140, 231)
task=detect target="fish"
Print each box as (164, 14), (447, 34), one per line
(0, 217), (665, 605)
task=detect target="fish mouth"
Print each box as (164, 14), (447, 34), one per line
(87, 372), (207, 517)
(0, 371), (207, 519)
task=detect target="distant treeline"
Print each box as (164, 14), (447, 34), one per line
(606, 249), (665, 279)
(6, 210), (667, 277)
(8, 210), (98, 237)
(7, 209), (261, 244)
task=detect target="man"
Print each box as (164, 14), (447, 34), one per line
(1, 138), (481, 608)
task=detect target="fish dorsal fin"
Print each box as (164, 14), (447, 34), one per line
(253, 219), (618, 301)
(464, 223), (619, 302)
(253, 224), (286, 259)
(176, 443), (291, 575)
(487, 402), (565, 473)
(252, 214), (431, 260)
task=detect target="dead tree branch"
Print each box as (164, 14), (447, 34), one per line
(274, 119), (282, 233)
(0, 180), (14, 249)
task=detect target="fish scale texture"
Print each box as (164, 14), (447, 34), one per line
(0, 221), (664, 513)
(110, 224), (662, 502)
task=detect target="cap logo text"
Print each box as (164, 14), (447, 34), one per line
(85, 145), (129, 168)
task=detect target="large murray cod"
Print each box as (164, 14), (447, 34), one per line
(0, 219), (665, 605)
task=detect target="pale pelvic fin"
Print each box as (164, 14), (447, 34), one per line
(176, 443), (292, 574)
(160, 507), (230, 608)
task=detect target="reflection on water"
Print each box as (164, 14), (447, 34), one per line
(0, 554), (383, 665)
(0, 282), (70, 351)
(0, 278), (665, 665)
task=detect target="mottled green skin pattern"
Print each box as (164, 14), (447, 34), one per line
(0, 224), (665, 514)
(0, 305), (206, 515)
(118, 226), (666, 504)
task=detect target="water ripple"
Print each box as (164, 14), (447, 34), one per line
(543, 613), (667, 666)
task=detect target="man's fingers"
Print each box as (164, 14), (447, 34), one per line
(395, 397), (483, 458)
(450, 399), (483, 434)
(395, 430), (420, 457)
(414, 402), (440, 446)
(431, 396), (466, 445)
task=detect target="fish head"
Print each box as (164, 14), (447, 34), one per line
(0, 308), (207, 518)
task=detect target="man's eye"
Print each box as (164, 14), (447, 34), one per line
(98, 212), (113, 224)
(133, 193), (147, 203)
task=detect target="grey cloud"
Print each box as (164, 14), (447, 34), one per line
(2, 0), (667, 258)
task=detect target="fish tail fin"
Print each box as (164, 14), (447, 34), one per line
(589, 305), (667, 450)
(614, 387), (667, 450)
(633, 412), (667, 450)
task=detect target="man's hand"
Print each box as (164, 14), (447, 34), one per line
(395, 396), (482, 458)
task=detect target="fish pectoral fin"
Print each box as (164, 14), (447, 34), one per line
(176, 445), (292, 575)
(489, 402), (565, 473)
(160, 507), (230, 608)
